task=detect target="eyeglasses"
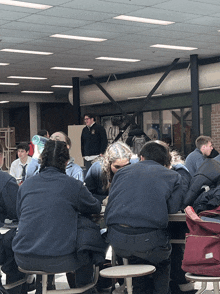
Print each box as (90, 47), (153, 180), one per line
(84, 118), (90, 121)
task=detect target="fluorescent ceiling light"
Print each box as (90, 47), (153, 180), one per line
(8, 76), (47, 80)
(0, 101), (9, 104)
(0, 82), (19, 85)
(150, 44), (197, 51)
(51, 67), (93, 71)
(114, 15), (174, 25)
(21, 91), (53, 94)
(0, 49), (53, 55)
(50, 34), (107, 42)
(0, 0), (52, 9)
(0, 63), (9, 66)
(96, 57), (140, 62)
(51, 85), (73, 88)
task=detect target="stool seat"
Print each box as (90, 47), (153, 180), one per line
(185, 272), (220, 294)
(18, 266), (99, 294)
(186, 272), (220, 282)
(100, 264), (156, 279)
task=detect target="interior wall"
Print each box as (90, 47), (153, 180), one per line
(9, 106), (30, 144)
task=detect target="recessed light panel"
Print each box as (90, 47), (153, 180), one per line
(51, 85), (73, 88)
(150, 44), (198, 51)
(96, 57), (140, 62)
(0, 49), (53, 55)
(0, 82), (19, 85)
(51, 67), (93, 71)
(0, 63), (9, 66)
(0, 0), (52, 9)
(114, 15), (174, 26)
(50, 34), (107, 42)
(21, 91), (53, 94)
(8, 76), (47, 80)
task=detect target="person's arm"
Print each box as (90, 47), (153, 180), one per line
(9, 162), (16, 179)
(81, 131), (85, 157)
(167, 173), (184, 214)
(25, 157), (40, 179)
(2, 176), (18, 221)
(99, 126), (108, 155)
(77, 183), (101, 215)
(84, 162), (107, 202)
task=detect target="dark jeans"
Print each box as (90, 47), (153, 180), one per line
(108, 226), (172, 294)
(14, 252), (93, 293)
(0, 229), (27, 294)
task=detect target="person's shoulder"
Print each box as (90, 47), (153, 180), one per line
(11, 158), (19, 165)
(0, 170), (15, 182)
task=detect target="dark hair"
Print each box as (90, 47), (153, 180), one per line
(38, 129), (48, 137)
(140, 141), (171, 167)
(195, 135), (212, 150)
(84, 113), (96, 121)
(17, 143), (30, 152)
(39, 140), (70, 173)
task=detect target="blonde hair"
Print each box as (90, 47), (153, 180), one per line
(99, 141), (133, 191)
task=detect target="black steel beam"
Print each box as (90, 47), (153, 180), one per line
(72, 77), (81, 125)
(190, 54), (200, 144)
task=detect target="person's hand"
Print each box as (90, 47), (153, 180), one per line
(33, 144), (41, 159)
(102, 196), (109, 206)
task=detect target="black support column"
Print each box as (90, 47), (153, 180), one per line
(190, 54), (200, 146)
(72, 77), (81, 125)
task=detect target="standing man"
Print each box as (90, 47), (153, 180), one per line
(81, 113), (108, 172)
(10, 143), (32, 185)
(185, 135), (213, 177)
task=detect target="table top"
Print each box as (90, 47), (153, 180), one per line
(169, 212), (186, 222)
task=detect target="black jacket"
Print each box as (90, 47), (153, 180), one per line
(0, 170), (18, 226)
(183, 159), (220, 212)
(81, 123), (108, 157)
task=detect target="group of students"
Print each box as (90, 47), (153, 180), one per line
(1, 130), (220, 294)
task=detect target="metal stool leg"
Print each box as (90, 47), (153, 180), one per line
(196, 281), (207, 294)
(42, 274), (48, 294)
(213, 281), (219, 294)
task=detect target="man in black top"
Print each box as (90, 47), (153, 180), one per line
(81, 113), (108, 172)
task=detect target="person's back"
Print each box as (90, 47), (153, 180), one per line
(185, 135), (213, 177)
(12, 140), (102, 293)
(105, 141), (184, 294)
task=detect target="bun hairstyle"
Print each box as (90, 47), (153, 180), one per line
(39, 140), (70, 174)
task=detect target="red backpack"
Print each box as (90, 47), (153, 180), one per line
(182, 206), (220, 276)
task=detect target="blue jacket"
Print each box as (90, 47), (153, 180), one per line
(84, 157), (139, 203)
(185, 148), (206, 177)
(0, 170), (18, 226)
(26, 157), (84, 182)
(105, 160), (184, 229)
(12, 167), (101, 257)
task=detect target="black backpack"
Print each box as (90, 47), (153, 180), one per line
(131, 135), (146, 155)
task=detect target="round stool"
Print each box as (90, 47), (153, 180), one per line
(100, 264), (156, 294)
(185, 272), (220, 294)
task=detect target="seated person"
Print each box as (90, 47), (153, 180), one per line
(10, 142), (32, 184)
(26, 131), (83, 181)
(0, 143), (28, 294)
(84, 141), (139, 203)
(12, 140), (105, 294)
(105, 141), (185, 294)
